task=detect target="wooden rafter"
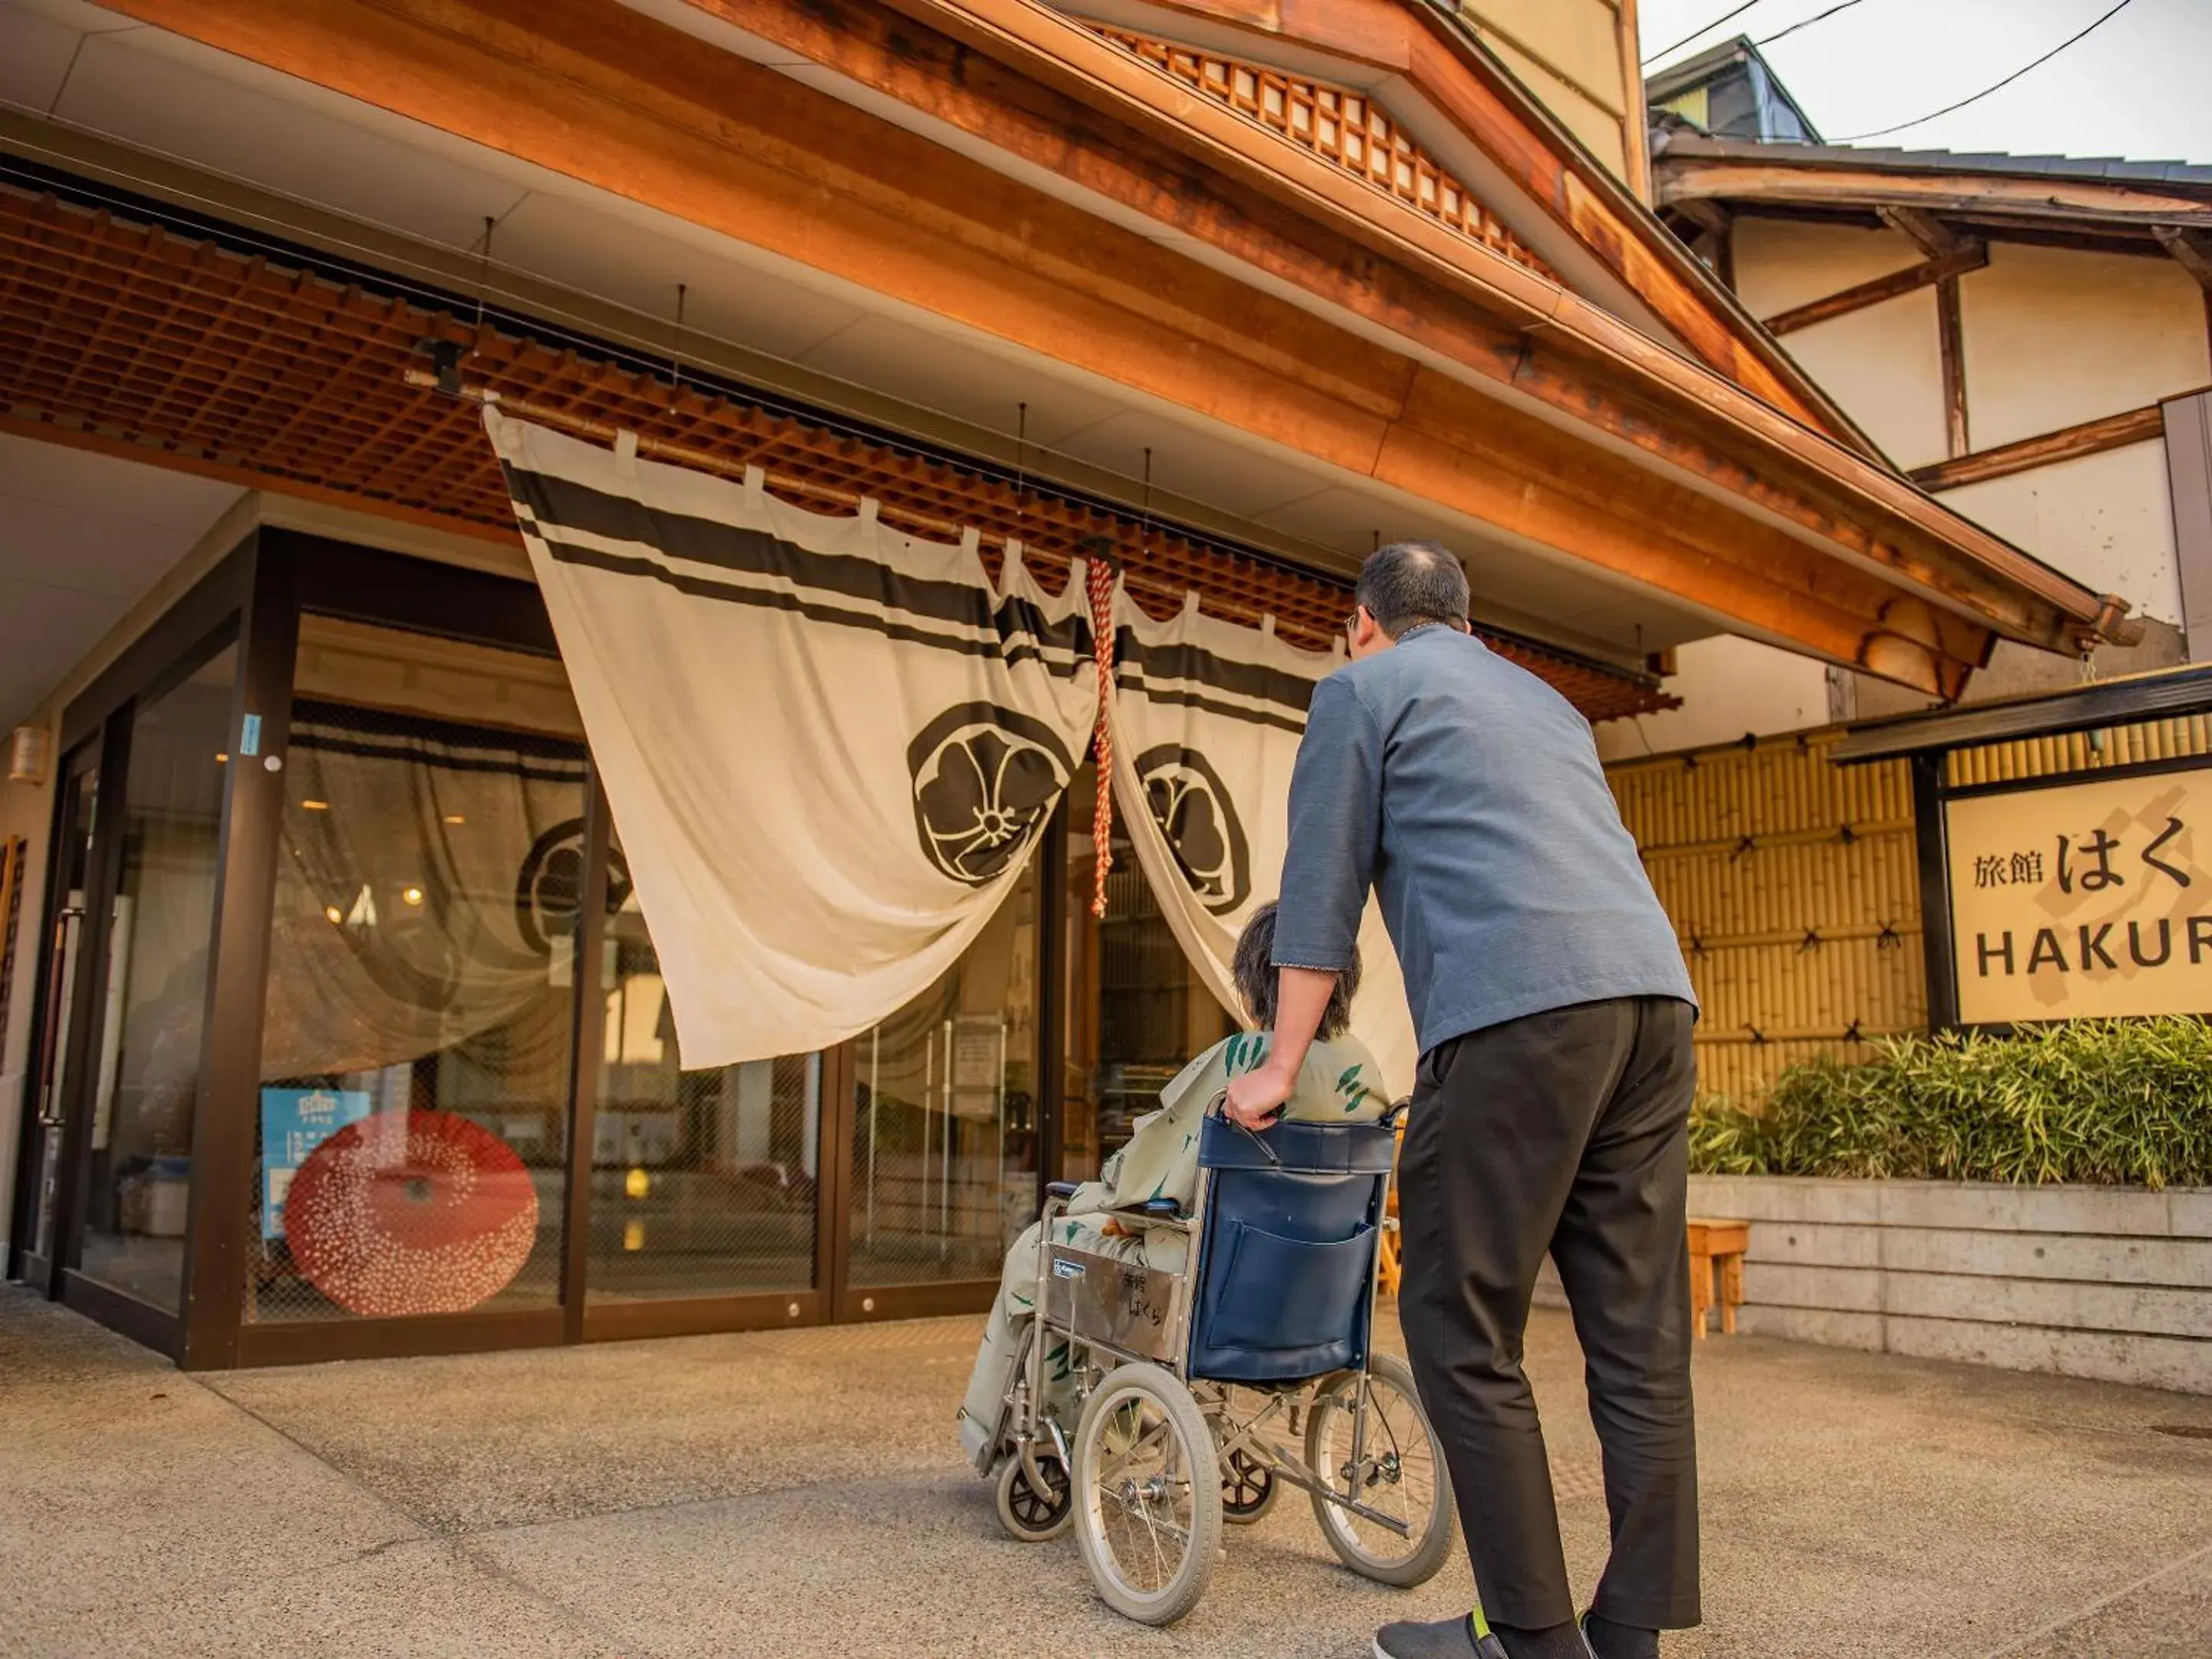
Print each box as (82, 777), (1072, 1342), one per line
(2155, 226), (2212, 289)
(0, 178), (1674, 718)
(1909, 404), (2173, 493)
(1762, 243), (1988, 337)
(1878, 205), (1975, 260)
(1659, 159), (2212, 228)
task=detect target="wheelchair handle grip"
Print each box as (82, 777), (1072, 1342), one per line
(1207, 1088), (1283, 1168)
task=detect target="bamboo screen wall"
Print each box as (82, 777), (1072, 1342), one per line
(1610, 709), (2212, 1101)
(1943, 714), (2212, 787)
(1607, 730), (1925, 1102)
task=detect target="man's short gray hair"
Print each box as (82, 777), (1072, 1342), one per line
(1355, 540), (1470, 637)
(1232, 902), (1359, 1041)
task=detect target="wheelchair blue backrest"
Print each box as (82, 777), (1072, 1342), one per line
(1184, 1114), (1399, 1384)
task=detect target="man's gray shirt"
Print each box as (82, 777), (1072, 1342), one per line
(1272, 627), (1695, 1056)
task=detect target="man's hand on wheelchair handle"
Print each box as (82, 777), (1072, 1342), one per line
(1224, 1061), (1296, 1129)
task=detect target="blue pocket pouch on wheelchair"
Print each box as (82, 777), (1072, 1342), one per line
(1186, 1115), (1396, 1384)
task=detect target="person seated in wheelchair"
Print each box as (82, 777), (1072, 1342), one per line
(956, 900), (1388, 1469)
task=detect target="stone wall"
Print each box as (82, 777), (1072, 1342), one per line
(1536, 1174), (2212, 1393)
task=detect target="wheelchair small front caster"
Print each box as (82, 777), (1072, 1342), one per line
(995, 1447), (1074, 1543)
(1221, 1448), (1279, 1525)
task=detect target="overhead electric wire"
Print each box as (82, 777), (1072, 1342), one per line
(1831, 0), (2139, 143)
(1753, 0), (1874, 49)
(1641, 0), (1767, 67)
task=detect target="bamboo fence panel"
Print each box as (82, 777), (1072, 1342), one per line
(1610, 713), (2212, 1102)
(1608, 730), (1922, 1102)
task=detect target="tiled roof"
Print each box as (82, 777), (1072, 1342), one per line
(1652, 130), (2212, 190)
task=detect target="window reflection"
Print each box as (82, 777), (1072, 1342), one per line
(75, 644), (237, 1310)
(849, 859), (1039, 1285)
(1060, 760), (1232, 1183)
(587, 831), (820, 1300)
(248, 619), (584, 1322)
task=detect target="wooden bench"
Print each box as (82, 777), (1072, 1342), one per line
(1687, 1217), (1750, 1337)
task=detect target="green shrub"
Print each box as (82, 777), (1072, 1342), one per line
(1689, 1018), (2212, 1187)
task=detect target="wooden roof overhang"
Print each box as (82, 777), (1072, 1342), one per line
(1653, 134), (2212, 270)
(1061, 0), (1879, 457)
(81, 0), (2135, 698)
(0, 167), (1673, 722)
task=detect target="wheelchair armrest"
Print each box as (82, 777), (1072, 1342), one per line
(1044, 1181), (1082, 1200)
(1132, 1197), (1182, 1220)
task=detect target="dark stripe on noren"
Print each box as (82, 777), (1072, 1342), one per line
(542, 540), (1091, 676)
(1114, 628), (1320, 716)
(502, 466), (1316, 714)
(1112, 681), (1310, 736)
(505, 463), (1088, 657)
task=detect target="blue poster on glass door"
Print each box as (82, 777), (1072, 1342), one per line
(260, 1087), (373, 1240)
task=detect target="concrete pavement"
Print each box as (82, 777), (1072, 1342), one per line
(2, 1285), (2209, 1657)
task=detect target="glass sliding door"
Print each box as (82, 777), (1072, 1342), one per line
(71, 642), (237, 1312)
(247, 617), (585, 1323)
(847, 859), (1041, 1292)
(584, 826), (823, 1305)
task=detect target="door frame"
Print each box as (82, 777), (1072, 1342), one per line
(9, 737), (104, 1299)
(9, 531), (258, 1359)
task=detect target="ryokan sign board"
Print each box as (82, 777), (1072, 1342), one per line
(1945, 766), (2212, 1024)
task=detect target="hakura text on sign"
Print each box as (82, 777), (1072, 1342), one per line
(1945, 767), (2212, 1024)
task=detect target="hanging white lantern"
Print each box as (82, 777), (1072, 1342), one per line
(7, 724), (50, 785)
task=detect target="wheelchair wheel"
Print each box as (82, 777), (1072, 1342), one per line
(1303, 1353), (1456, 1587)
(1220, 1446), (1279, 1525)
(1071, 1363), (1221, 1625)
(995, 1446), (1074, 1542)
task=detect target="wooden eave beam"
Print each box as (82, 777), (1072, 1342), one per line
(1028, 0), (1875, 456)
(81, 0), (2107, 685)
(1658, 160), (2212, 228)
(1909, 404), (2171, 493)
(1762, 243), (1988, 337)
(2155, 226), (2212, 290)
(1711, 200), (2190, 258)
(1878, 205), (1973, 259)
(669, 0), (2107, 651)
(1670, 198), (1730, 237)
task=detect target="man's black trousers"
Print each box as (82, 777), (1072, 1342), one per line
(1398, 995), (1700, 1631)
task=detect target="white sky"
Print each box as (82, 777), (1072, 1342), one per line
(1638, 0), (2212, 164)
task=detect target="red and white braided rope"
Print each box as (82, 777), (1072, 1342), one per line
(1086, 556), (1116, 919)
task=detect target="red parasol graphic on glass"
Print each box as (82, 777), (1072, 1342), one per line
(283, 1108), (538, 1316)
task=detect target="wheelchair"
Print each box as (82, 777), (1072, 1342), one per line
(980, 1095), (1456, 1625)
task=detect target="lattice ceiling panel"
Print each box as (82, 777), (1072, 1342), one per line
(0, 179), (1668, 720)
(1086, 25), (1559, 283)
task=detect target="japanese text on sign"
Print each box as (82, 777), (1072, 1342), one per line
(1945, 768), (2212, 1024)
